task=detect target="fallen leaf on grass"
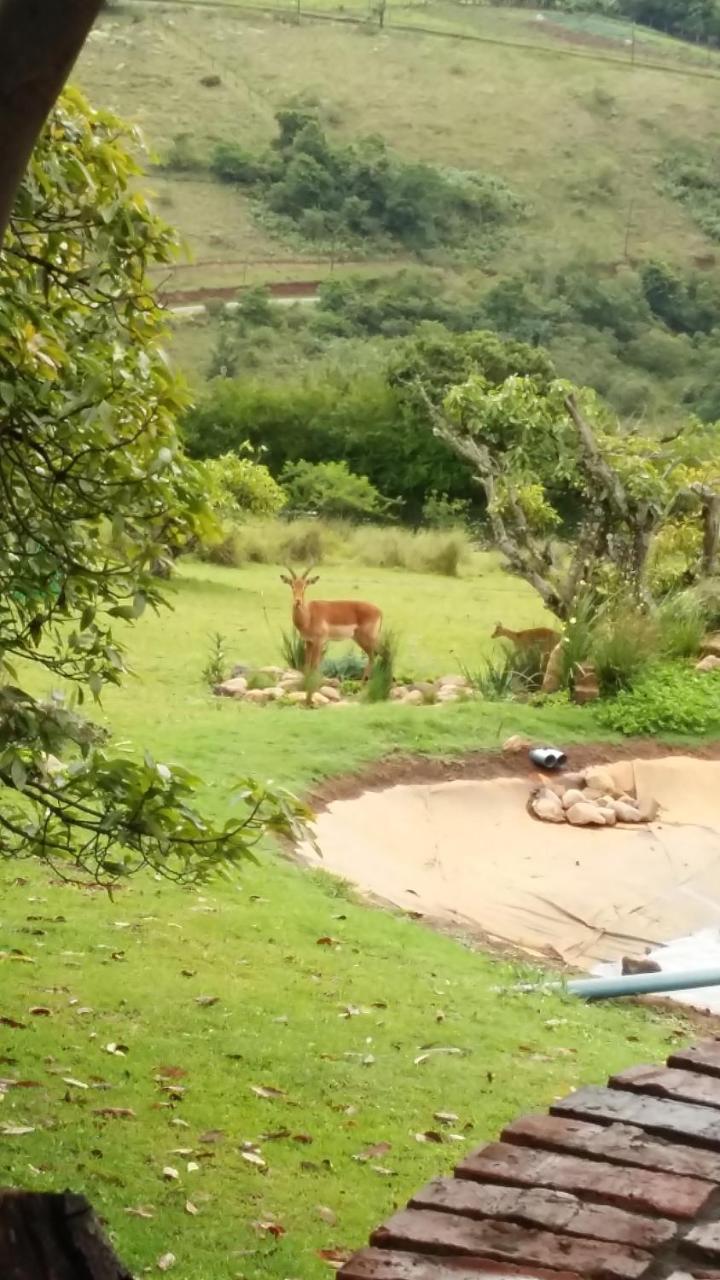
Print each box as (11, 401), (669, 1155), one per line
(316, 1205), (337, 1226)
(155, 1065), (187, 1080)
(0, 1079), (39, 1091)
(184, 1200), (199, 1216)
(170, 1147), (194, 1157)
(187, 1161), (200, 1173)
(157, 1252), (176, 1272)
(171, 1117), (190, 1129)
(180, 969), (196, 978)
(251, 1084), (287, 1101)
(28, 1006), (52, 1017)
(413, 1047), (464, 1066)
(293, 1132), (313, 1144)
(315, 937), (340, 947)
(354, 1141), (390, 1163)
(198, 1130), (224, 1144)
(195, 996), (219, 1008)
(253, 1220), (285, 1238)
(240, 1150), (267, 1169)
(125, 1205), (155, 1219)
(1, 1125), (35, 1136)
(104, 1043), (129, 1057)
(93, 1108), (136, 1120)
(62, 1078), (89, 1090)
(317, 1248), (352, 1269)
(161, 1167), (180, 1181)
(261, 1128), (291, 1141)
(415, 1130), (444, 1144)
(371, 1165), (396, 1177)
(0, 1016), (26, 1029)
(339, 1005), (361, 1019)
(433, 1111), (459, 1125)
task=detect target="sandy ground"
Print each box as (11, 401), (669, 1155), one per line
(300, 754), (720, 973)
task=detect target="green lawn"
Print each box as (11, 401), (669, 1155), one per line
(0, 557), (697, 1278)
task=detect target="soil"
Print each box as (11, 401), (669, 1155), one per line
(309, 739), (720, 810)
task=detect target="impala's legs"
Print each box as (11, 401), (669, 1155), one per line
(355, 631), (377, 681)
(304, 638), (324, 705)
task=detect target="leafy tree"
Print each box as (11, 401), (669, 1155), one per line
(423, 356), (720, 617)
(0, 90), (305, 886)
(280, 459), (396, 519)
(202, 452), (287, 518)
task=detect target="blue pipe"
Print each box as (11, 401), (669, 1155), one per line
(517, 967), (720, 1001)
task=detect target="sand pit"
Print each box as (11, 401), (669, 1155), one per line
(301, 754), (720, 973)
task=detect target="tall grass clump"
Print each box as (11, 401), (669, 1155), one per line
(364, 630), (398, 702)
(280, 629), (306, 673)
(591, 605), (657, 694)
(350, 526), (472, 576)
(462, 650), (517, 700)
(559, 593), (595, 688)
(655, 591), (707, 658)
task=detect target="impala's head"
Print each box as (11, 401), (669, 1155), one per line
(280, 565), (319, 605)
(492, 622), (504, 638)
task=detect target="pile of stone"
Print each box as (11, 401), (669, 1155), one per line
(696, 632), (720, 672)
(389, 673), (473, 705)
(213, 667), (475, 708)
(215, 666), (348, 708)
(530, 763), (659, 828)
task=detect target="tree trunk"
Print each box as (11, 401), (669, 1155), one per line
(0, 1190), (132, 1279)
(0, 0), (103, 242)
(702, 492), (720, 577)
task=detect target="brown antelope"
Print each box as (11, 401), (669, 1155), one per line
(492, 622), (561, 653)
(280, 566), (383, 678)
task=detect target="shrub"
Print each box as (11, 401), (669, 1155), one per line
(201, 453), (286, 519)
(364, 630), (398, 702)
(280, 629), (306, 672)
(591, 607), (657, 694)
(350, 525), (472, 575)
(655, 592), (707, 659)
(202, 632), (228, 687)
(281, 459), (395, 520)
(321, 650), (366, 680)
(422, 491), (472, 528)
(597, 664), (720, 737)
(462, 651), (517, 700)
(413, 529), (470, 577)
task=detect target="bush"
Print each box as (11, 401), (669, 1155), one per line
(321, 650), (366, 680)
(655, 592), (707, 659)
(597, 663), (720, 736)
(281, 459), (395, 520)
(364, 630), (398, 702)
(280, 629), (306, 672)
(201, 452), (286, 519)
(422, 491), (472, 528)
(350, 525), (472, 575)
(590, 607), (657, 694)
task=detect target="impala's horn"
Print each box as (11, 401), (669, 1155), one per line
(302, 564), (315, 579)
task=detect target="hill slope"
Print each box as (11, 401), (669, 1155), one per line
(78, 2), (720, 291)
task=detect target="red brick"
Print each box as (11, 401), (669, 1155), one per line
(339, 1249), (584, 1280)
(503, 1114), (720, 1182)
(409, 1177), (675, 1249)
(370, 1209), (651, 1279)
(456, 1141), (711, 1219)
(670, 1042), (720, 1078)
(611, 1065), (720, 1109)
(552, 1085), (720, 1150)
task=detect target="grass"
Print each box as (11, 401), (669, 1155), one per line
(76, 3), (720, 294)
(0, 556), (703, 1277)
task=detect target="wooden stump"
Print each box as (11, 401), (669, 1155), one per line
(0, 1190), (132, 1280)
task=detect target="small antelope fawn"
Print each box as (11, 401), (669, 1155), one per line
(492, 622), (561, 653)
(280, 566), (383, 678)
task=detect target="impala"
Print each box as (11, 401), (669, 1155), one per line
(280, 566), (383, 677)
(492, 622), (561, 653)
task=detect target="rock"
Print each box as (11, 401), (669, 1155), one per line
(436, 686), (459, 703)
(215, 676), (248, 698)
(558, 771), (586, 789)
(311, 692), (330, 707)
(322, 677), (342, 689)
(266, 687), (285, 701)
(280, 676), (304, 692)
(621, 955), (662, 976)
(530, 788), (565, 824)
(503, 735), (532, 754)
(613, 799), (643, 823)
(231, 664), (251, 678)
(437, 673), (467, 688)
(565, 801), (607, 826)
(696, 654), (720, 672)
(402, 690), (424, 706)
(287, 691), (311, 705)
(636, 795), (659, 823)
(411, 681), (436, 697)
(283, 669), (304, 681)
(606, 761), (636, 798)
(244, 688), (273, 705)
(260, 665), (285, 677)
(319, 685), (341, 702)
(597, 805), (617, 827)
(583, 767), (620, 798)
(541, 640), (564, 694)
(389, 686), (407, 701)
(561, 788), (586, 810)
(701, 631), (720, 657)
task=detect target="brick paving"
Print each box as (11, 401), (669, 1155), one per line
(340, 1040), (720, 1280)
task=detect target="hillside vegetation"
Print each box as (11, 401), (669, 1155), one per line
(78, 3), (720, 281)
